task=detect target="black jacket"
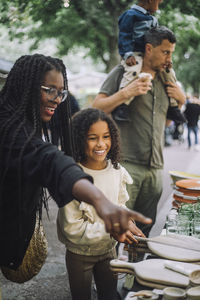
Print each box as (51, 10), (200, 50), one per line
(184, 102), (200, 127)
(0, 126), (92, 269)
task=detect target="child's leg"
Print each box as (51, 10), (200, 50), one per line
(112, 53), (143, 122)
(159, 69), (178, 106)
(120, 55), (143, 88)
(93, 249), (118, 300)
(65, 250), (94, 300)
(160, 69), (187, 123)
(120, 53), (143, 105)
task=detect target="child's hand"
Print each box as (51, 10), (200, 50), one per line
(126, 56), (137, 66)
(111, 231), (137, 244)
(128, 220), (145, 238)
(165, 81), (186, 105)
(165, 62), (173, 73)
(111, 220), (145, 244)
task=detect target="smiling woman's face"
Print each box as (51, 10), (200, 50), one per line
(40, 69), (64, 122)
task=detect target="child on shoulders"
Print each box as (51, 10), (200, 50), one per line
(114, 0), (185, 123)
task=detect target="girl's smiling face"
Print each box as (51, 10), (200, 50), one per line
(83, 120), (111, 170)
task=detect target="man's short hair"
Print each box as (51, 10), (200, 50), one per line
(144, 26), (176, 47)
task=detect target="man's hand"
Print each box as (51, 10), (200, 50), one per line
(122, 78), (152, 99)
(165, 81), (186, 105)
(126, 56), (137, 66)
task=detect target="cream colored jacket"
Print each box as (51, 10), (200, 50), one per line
(57, 160), (133, 256)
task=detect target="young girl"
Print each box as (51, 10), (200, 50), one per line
(57, 108), (145, 300)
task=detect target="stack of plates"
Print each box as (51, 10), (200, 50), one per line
(173, 179), (200, 206)
(169, 170), (200, 185)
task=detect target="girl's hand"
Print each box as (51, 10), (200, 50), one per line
(128, 220), (145, 238)
(111, 220), (146, 244)
(111, 231), (136, 244)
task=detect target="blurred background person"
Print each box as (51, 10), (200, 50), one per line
(184, 94), (200, 150)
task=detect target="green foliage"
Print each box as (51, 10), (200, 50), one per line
(160, 0), (200, 18)
(1, 0), (200, 92)
(0, 0), (132, 72)
(158, 2), (200, 93)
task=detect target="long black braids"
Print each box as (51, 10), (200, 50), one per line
(0, 54), (74, 220)
(48, 58), (74, 157)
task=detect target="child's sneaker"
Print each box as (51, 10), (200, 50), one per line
(112, 104), (130, 121)
(166, 106), (186, 123)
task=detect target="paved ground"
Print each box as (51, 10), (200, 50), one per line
(1, 131), (200, 299)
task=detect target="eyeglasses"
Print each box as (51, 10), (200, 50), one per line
(41, 85), (68, 103)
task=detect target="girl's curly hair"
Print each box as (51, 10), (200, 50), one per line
(72, 108), (121, 169)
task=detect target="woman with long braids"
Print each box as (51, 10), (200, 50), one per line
(0, 54), (151, 271)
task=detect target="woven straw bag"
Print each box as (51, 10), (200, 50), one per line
(1, 218), (48, 283)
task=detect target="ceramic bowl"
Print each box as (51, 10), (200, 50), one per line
(189, 270), (200, 286)
(163, 287), (186, 300)
(187, 286), (200, 299)
(169, 170), (200, 185)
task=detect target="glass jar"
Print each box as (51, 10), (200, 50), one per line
(192, 213), (200, 238)
(165, 209), (178, 234)
(177, 203), (194, 236)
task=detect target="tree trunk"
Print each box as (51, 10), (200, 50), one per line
(106, 42), (120, 73)
(105, 11), (121, 73)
